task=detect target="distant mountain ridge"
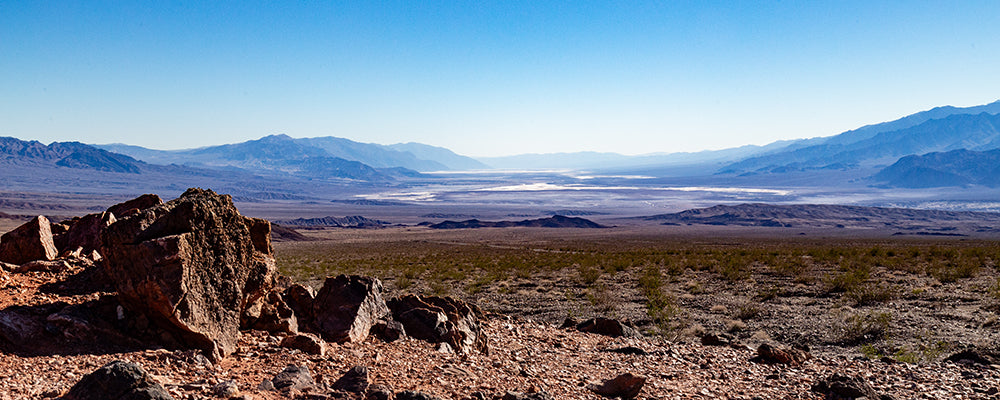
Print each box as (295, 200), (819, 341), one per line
(873, 148), (1000, 188)
(720, 101), (1000, 174)
(0, 137), (144, 173)
(99, 134), (486, 172)
(428, 215), (606, 229)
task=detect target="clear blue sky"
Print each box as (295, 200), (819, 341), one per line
(2, 1), (999, 157)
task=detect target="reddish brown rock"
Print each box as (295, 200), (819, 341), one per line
(388, 295), (488, 354)
(107, 194), (162, 218)
(101, 188), (277, 360)
(57, 211), (117, 254)
(311, 274), (389, 343)
(756, 343), (811, 366)
(242, 290), (297, 334)
(0, 215), (58, 265)
(279, 333), (325, 356)
(588, 373), (646, 399)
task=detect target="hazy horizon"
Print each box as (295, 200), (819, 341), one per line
(3, 2), (1000, 157)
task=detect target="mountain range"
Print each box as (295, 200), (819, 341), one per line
(3, 99), (1000, 191)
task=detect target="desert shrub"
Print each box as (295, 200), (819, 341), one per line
(825, 261), (870, 293)
(734, 302), (764, 320)
(836, 310), (892, 344)
(926, 259), (979, 283)
(638, 264), (679, 333)
(577, 264), (601, 286)
(845, 282), (898, 306)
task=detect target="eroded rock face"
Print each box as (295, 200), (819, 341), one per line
(0, 215), (58, 265)
(388, 295), (488, 354)
(107, 194), (163, 218)
(101, 188), (277, 360)
(56, 211), (117, 255)
(311, 274), (390, 343)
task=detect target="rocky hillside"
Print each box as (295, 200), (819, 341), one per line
(428, 215), (606, 229)
(0, 189), (997, 399)
(0, 137), (144, 173)
(641, 203), (1000, 234)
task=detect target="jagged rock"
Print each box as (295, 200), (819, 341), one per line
(311, 275), (389, 343)
(331, 366), (369, 394)
(213, 380), (240, 398)
(396, 391), (444, 400)
(0, 215), (58, 265)
(502, 391), (554, 400)
(261, 364), (315, 393)
(370, 319), (406, 342)
(13, 259), (71, 273)
(576, 318), (642, 338)
(242, 290), (298, 334)
(387, 295), (488, 354)
(755, 343), (811, 366)
(57, 211), (117, 254)
(366, 384), (394, 400)
(701, 332), (736, 346)
(0, 307), (45, 349)
(101, 188), (277, 360)
(280, 333), (326, 356)
(587, 373), (646, 399)
(946, 349), (996, 365)
(62, 360), (174, 400)
(284, 283), (316, 324)
(0, 261), (15, 272)
(811, 373), (887, 400)
(107, 193), (162, 218)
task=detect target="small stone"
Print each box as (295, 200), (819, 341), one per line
(588, 373), (646, 399)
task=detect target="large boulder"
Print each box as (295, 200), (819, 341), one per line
(388, 295), (488, 354)
(0, 215), (58, 265)
(576, 317), (643, 339)
(311, 274), (390, 343)
(101, 188), (277, 360)
(56, 211), (117, 254)
(63, 360), (174, 400)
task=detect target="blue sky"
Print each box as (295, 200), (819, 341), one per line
(2, 1), (999, 157)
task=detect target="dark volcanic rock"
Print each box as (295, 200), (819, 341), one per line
(63, 360), (174, 400)
(262, 364), (315, 393)
(503, 391), (554, 400)
(370, 319), (406, 342)
(396, 391), (445, 400)
(311, 275), (390, 343)
(811, 373), (885, 400)
(576, 318), (643, 339)
(283, 283), (316, 325)
(0, 215), (58, 265)
(330, 365), (369, 394)
(388, 295), (488, 354)
(107, 194), (163, 218)
(588, 373), (646, 399)
(429, 215), (606, 229)
(101, 188), (277, 360)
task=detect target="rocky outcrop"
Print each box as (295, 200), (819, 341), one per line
(811, 373), (890, 400)
(331, 365), (370, 394)
(107, 194), (162, 218)
(576, 318), (643, 338)
(62, 361), (174, 400)
(260, 364), (315, 393)
(101, 188), (277, 360)
(241, 290), (297, 334)
(388, 295), (488, 354)
(56, 211), (116, 255)
(0, 215), (58, 265)
(311, 275), (390, 343)
(280, 333), (325, 356)
(755, 343), (811, 366)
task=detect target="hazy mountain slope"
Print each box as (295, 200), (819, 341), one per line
(296, 137), (448, 171)
(387, 142), (489, 170)
(721, 101), (1000, 173)
(873, 149), (1000, 188)
(0, 137), (144, 173)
